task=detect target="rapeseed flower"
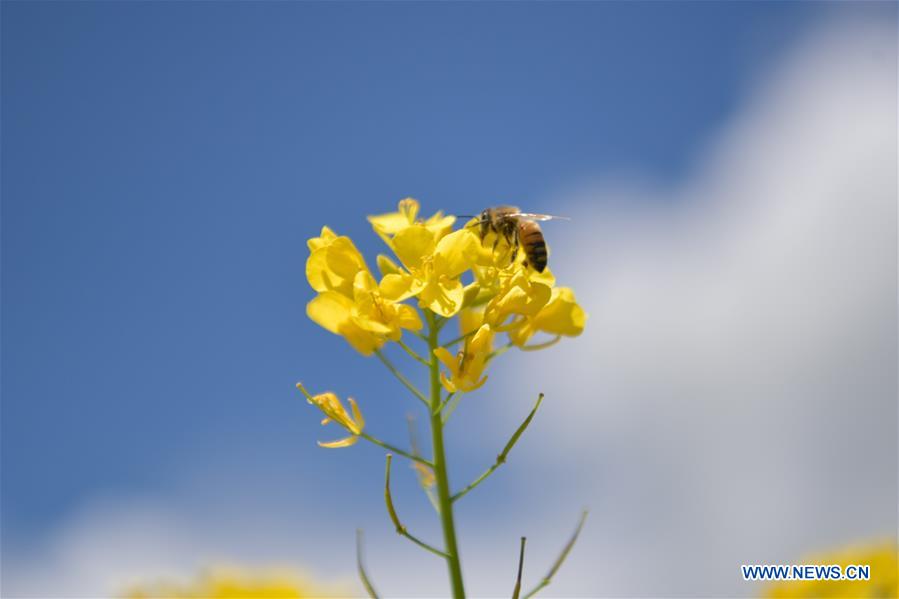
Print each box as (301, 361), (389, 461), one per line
(296, 384), (365, 448)
(508, 286), (587, 346)
(433, 324), (494, 392)
(124, 567), (346, 598)
(368, 197), (455, 241)
(764, 539), (897, 598)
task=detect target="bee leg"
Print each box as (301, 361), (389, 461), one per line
(509, 227), (519, 264)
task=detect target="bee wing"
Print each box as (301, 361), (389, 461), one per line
(510, 213), (570, 221)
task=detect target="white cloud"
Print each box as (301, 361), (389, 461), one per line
(484, 15), (897, 597)
(4, 15), (896, 599)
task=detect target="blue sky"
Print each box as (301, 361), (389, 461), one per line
(3, 2), (895, 596)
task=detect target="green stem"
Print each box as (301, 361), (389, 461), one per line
(426, 311), (466, 598)
(452, 393), (544, 502)
(359, 432), (432, 467)
(397, 338), (429, 366)
(522, 510), (589, 599)
(375, 350), (429, 407)
(384, 454), (450, 559)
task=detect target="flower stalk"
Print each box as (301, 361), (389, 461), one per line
(427, 310), (467, 598)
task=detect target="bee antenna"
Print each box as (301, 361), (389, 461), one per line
(455, 214), (477, 219)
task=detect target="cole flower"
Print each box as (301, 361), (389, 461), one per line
(306, 226), (370, 298)
(378, 226), (482, 318)
(508, 286), (587, 347)
(296, 383), (365, 448)
(368, 197), (455, 242)
(483, 270), (553, 330)
(307, 253), (422, 355)
(433, 324), (494, 392)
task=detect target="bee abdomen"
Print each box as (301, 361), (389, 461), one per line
(527, 239), (548, 272)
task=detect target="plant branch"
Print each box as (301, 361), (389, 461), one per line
(487, 341), (514, 363)
(512, 536), (527, 599)
(441, 393), (463, 424)
(521, 511), (589, 599)
(375, 349), (429, 407)
(356, 529), (380, 599)
(435, 391), (455, 415)
(452, 393), (544, 502)
(441, 328), (478, 349)
(360, 432), (432, 467)
(384, 454), (449, 559)
(519, 336), (561, 352)
(397, 338), (429, 366)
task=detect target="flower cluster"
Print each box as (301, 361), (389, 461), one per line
(304, 198), (586, 411)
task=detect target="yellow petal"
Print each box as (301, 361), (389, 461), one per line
(348, 398), (365, 432)
(533, 288), (587, 336)
(318, 436), (359, 448)
(337, 320), (384, 355)
(307, 225), (338, 252)
(439, 371), (456, 393)
(422, 276), (465, 318)
(377, 254), (401, 276)
(433, 347), (458, 375)
(435, 228), (480, 278)
(459, 308), (486, 338)
(392, 225), (436, 270)
(306, 292), (353, 334)
(394, 304), (424, 331)
(306, 235), (368, 297)
(379, 272), (420, 302)
(468, 324), (494, 356)
(368, 198), (420, 235)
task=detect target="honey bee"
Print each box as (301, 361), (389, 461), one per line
(472, 205), (568, 273)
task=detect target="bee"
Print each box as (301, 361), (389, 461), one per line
(472, 206), (568, 273)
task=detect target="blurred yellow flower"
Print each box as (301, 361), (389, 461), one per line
(124, 567), (347, 599)
(412, 460), (436, 489)
(509, 287), (587, 346)
(764, 539), (897, 599)
(296, 384), (365, 448)
(433, 324), (494, 392)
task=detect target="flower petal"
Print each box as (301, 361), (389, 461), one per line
(435, 228), (480, 278)
(392, 225), (436, 270)
(306, 292), (353, 335)
(318, 436), (359, 448)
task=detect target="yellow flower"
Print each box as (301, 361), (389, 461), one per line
(296, 384), (365, 448)
(306, 226), (370, 298)
(307, 271), (422, 355)
(509, 287), (587, 346)
(124, 567), (347, 598)
(380, 227), (482, 317)
(433, 324), (494, 392)
(764, 539), (897, 598)
(412, 461), (436, 489)
(483, 270), (553, 330)
(368, 197), (455, 240)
